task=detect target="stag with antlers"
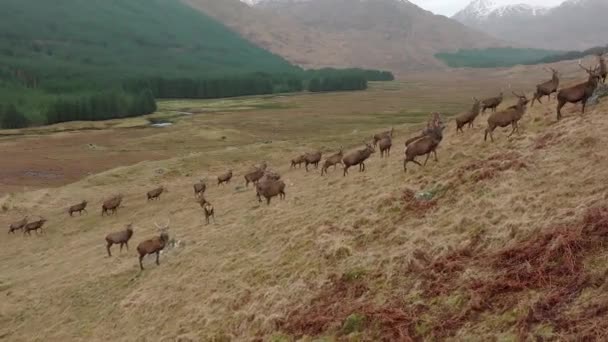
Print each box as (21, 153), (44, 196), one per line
(556, 61), (602, 120)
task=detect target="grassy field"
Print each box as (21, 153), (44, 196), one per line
(2, 61), (608, 340)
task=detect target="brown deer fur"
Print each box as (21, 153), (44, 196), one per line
(68, 201), (88, 216)
(255, 179), (286, 205)
(531, 68), (560, 106)
(101, 195), (123, 216)
(193, 180), (206, 197)
(404, 125), (445, 172)
(342, 143), (375, 176)
(106, 224), (134, 257)
(373, 128), (394, 147)
(8, 216), (28, 234)
(455, 98), (481, 133)
(481, 92), (503, 113)
(321, 148), (344, 175)
(484, 92), (529, 142)
(304, 151), (322, 172)
(556, 61), (601, 120)
(137, 221), (170, 270)
(217, 170), (233, 186)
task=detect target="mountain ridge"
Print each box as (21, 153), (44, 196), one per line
(453, 0), (608, 50)
(187, 0), (503, 72)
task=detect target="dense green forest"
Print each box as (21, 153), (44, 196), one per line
(0, 0), (393, 128)
(435, 47), (561, 68)
(533, 45), (608, 64)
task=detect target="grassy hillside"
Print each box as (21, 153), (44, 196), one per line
(0, 0), (296, 123)
(436, 47), (561, 68)
(2, 66), (608, 339)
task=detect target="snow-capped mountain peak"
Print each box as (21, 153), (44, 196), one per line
(453, 0), (551, 22)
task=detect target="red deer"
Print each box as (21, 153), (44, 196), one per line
(101, 195), (123, 216)
(481, 92), (503, 113)
(342, 143), (375, 176)
(137, 220), (170, 270)
(373, 128), (394, 147)
(23, 217), (47, 235)
(556, 61), (602, 121)
(147, 186), (167, 201)
(290, 155), (306, 169)
(68, 201), (88, 216)
(531, 67), (560, 106)
(193, 180), (206, 197)
(320, 148), (344, 175)
(378, 136), (392, 158)
(217, 170), (233, 186)
(455, 98), (481, 133)
(403, 125), (445, 172)
(105, 224), (134, 257)
(484, 92), (529, 142)
(304, 151), (322, 172)
(598, 51), (606, 84)
(8, 216), (28, 234)
(255, 179), (286, 205)
(202, 203), (215, 224)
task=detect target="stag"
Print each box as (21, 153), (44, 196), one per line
(531, 67), (559, 106)
(598, 51), (607, 84)
(481, 92), (503, 113)
(484, 92), (529, 142)
(556, 61), (602, 121)
(403, 124), (445, 172)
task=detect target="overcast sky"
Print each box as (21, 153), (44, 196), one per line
(409, 0), (566, 17)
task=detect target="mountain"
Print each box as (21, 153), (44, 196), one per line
(0, 0), (298, 123)
(453, 0), (608, 50)
(187, 0), (502, 72)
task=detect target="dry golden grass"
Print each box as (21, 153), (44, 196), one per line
(1, 62), (608, 341)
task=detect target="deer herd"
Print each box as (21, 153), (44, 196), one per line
(5, 54), (606, 271)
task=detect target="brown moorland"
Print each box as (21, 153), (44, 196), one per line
(1, 60), (607, 340)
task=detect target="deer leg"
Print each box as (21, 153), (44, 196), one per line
(343, 165), (349, 176)
(266, 197), (271, 205)
(156, 252), (160, 265)
(423, 153), (431, 166)
(433, 150), (438, 162)
(403, 159), (408, 172)
(508, 122), (517, 137)
(107, 243), (112, 257)
(139, 255), (144, 270)
(120, 243), (124, 252)
(557, 100), (565, 120)
(581, 101), (586, 115)
(125, 241), (129, 251)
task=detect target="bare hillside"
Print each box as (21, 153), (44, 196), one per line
(184, 0), (502, 71)
(2, 61), (608, 339)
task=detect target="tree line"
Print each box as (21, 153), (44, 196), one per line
(0, 68), (394, 129)
(45, 90), (157, 125)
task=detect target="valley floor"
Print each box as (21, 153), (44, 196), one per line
(2, 62), (608, 340)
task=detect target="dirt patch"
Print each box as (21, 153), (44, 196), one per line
(455, 151), (527, 183)
(534, 132), (564, 150)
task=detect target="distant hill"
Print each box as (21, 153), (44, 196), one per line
(0, 0), (299, 124)
(186, 0), (502, 72)
(0, 0), (296, 88)
(453, 0), (608, 50)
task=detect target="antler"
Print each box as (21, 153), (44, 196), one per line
(578, 60), (593, 73)
(512, 91), (524, 97)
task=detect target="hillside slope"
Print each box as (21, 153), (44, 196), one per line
(186, 0), (502, 72)
(2, 65), (608, 339)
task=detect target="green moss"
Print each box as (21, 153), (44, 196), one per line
(342, 313), (366, 334)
